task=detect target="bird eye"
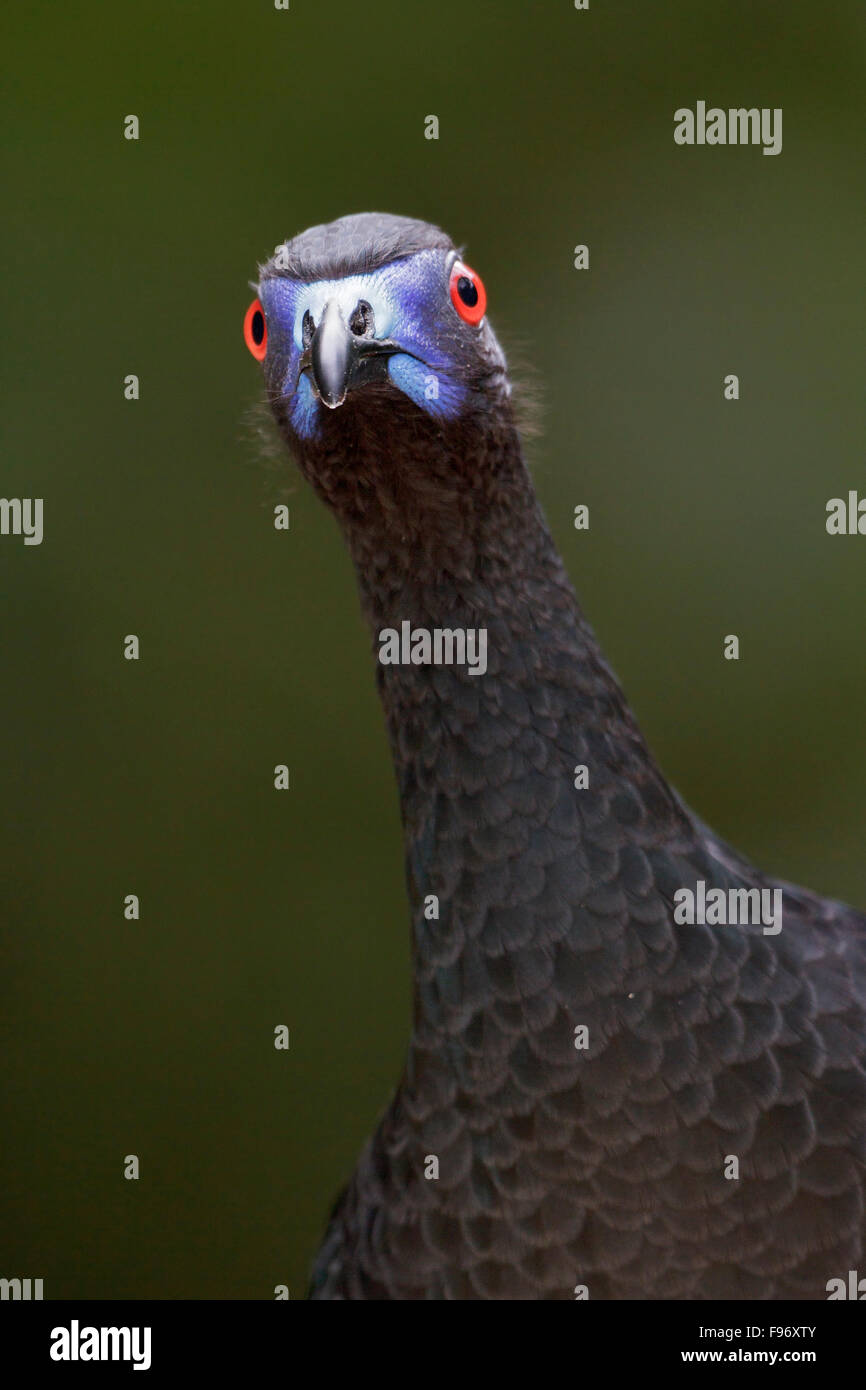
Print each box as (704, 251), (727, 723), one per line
(244, 298), (267, 361)
(348, 300), (375, 337)
(449, 260), (486, 325)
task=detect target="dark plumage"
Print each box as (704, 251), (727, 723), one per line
(247, 213), (866, 1299)
(264, 212), (453, 283)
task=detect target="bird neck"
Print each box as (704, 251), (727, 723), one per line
(305, 406), (689, 1060)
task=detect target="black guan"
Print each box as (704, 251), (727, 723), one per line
(244, 213), (866, 1300)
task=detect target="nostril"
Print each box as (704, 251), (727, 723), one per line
(302, 309), (316, 349)
(348, 300), (374, 337)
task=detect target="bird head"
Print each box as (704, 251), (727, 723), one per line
(245, 213), (509, 440)
(244, 214), (527, 572)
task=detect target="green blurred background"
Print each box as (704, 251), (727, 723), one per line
(1, 1), (864, 1298)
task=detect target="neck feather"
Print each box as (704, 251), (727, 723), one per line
(296, 400), (691, 1073)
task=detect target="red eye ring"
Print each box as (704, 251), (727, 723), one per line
(449, 260), (486, 325)
(244, 297), (267, 360)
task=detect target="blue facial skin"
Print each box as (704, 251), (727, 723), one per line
(258, 249), (476, 440)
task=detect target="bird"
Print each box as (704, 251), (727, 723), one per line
(244, 212), (866, 1300)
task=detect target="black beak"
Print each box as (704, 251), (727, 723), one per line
(300, 299), (401, 409)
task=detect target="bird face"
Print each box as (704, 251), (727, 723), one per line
(245, 214), (508, 442)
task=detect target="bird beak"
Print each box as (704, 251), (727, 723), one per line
(309, 299), (353, 409)
(300, 299), (401, 409)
